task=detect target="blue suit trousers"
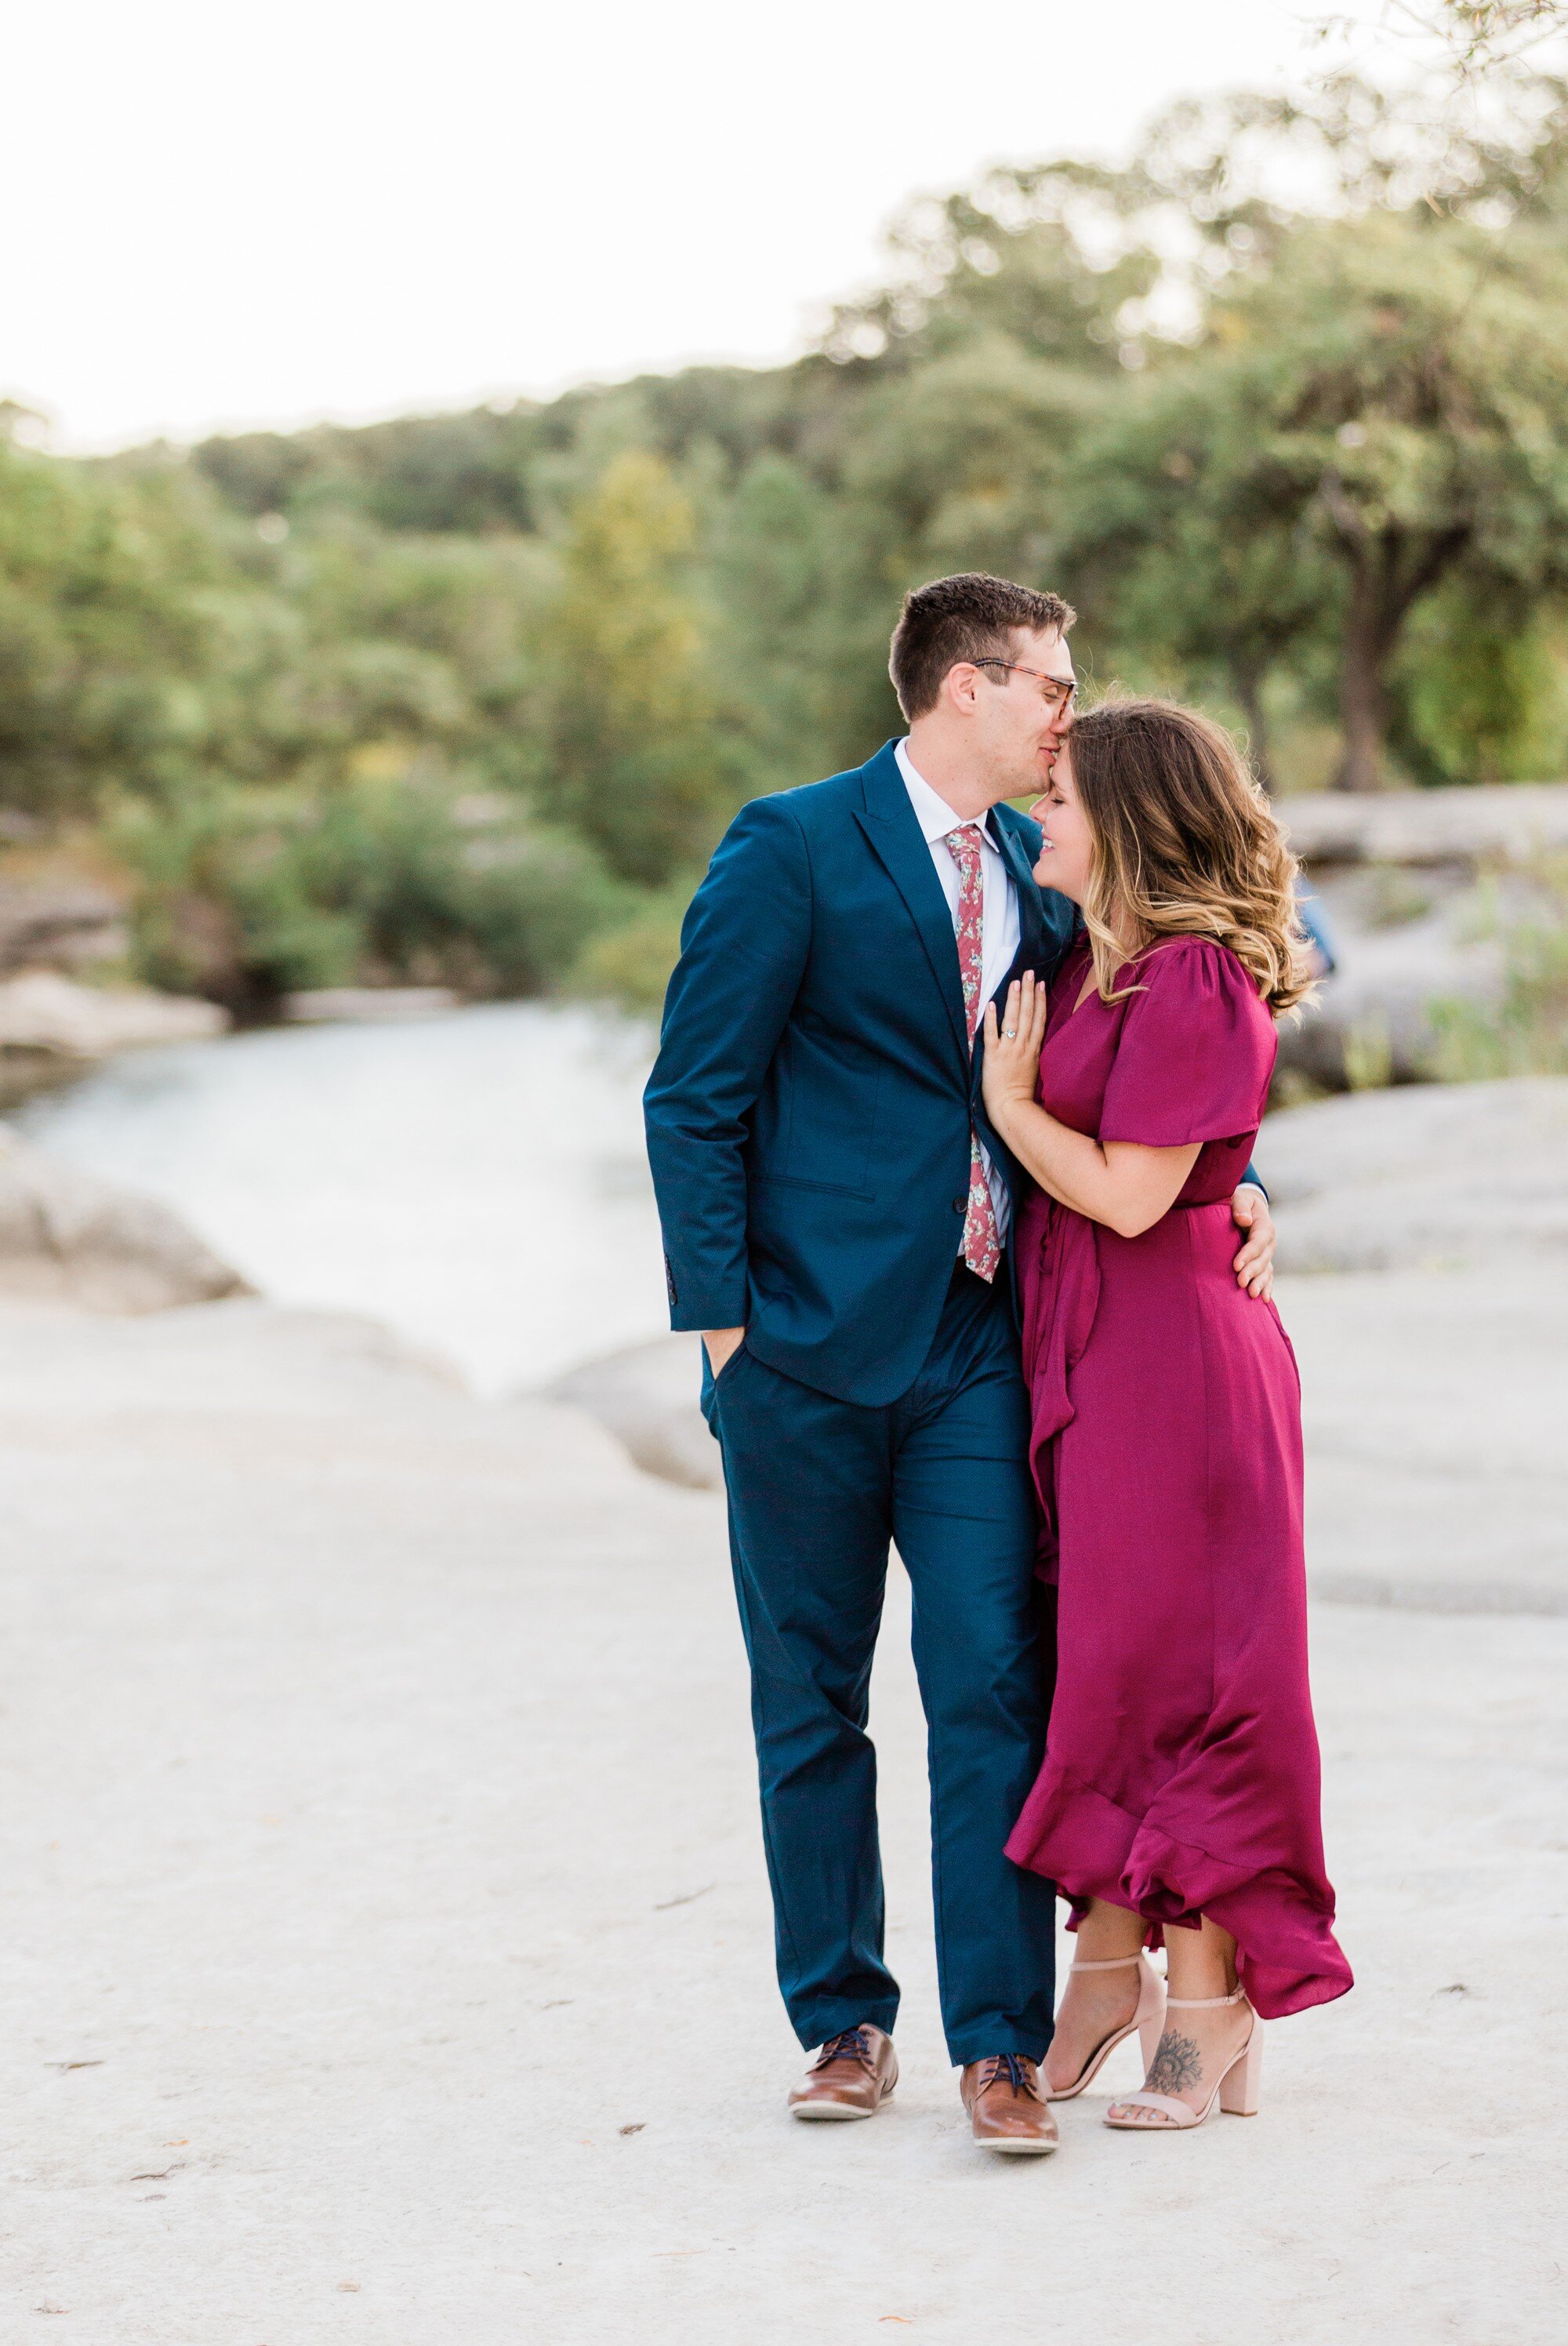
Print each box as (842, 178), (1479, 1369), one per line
(706, 1261), (1058, 2066)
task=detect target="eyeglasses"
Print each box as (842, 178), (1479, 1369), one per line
(972, 659), (1078, 715)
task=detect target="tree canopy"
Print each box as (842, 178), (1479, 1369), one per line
(3, 66), (1568, 1007)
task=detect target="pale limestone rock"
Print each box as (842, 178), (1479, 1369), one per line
(0, 880), (126, 973)
(1279, 779), (1568, 870)
(1274, 780), (1568, 1088)
(549, 1332), (718, 1490)
(0, 1127), (252, 1311)
(1265, 1076), (1568, 1271)
(282, 986), (460, 1022)
(0, 969), (228, 1057)
(0, 1287), (1558, 2335)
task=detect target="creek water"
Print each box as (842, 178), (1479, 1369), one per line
(14, 1002), (669, 1395)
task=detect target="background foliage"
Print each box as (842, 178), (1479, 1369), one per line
(4, 69), (1568, 1011)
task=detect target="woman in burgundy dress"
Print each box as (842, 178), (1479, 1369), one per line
(979, 699), (1352, 2134)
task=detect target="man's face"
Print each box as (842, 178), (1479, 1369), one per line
(969, 627), (1077, 800)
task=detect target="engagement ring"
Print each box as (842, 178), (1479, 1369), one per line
(1004, 1026), (1017, 1037)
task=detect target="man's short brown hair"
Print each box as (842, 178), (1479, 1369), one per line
(888, 573), (1076, 721)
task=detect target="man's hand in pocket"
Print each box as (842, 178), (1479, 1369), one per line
(703, 1327), (746, 1375)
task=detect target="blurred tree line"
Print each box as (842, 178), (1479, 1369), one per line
(4, 69), (1568, 1011)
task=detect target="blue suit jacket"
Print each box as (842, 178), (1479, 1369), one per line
(644, 739), (1080, 1406)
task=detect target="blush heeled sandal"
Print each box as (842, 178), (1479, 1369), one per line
(1102, 1985), (1263, 2130)
(1045, 1952), (1167, 2104)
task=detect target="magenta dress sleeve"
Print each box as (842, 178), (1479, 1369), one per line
(1098, 939), (1274, 1147)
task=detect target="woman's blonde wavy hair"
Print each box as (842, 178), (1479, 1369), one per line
(1064, 697), (1315, 1019)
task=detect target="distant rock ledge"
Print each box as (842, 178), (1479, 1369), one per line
(0, 1128), (252, 1312)
(1276, 779), (1568, 1089)
(548, 1335), (719, 1492)
(0, 970), (229, 1105)
(282, 986), (461, 1023)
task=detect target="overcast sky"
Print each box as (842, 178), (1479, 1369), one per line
(7, 0), (1407, 451)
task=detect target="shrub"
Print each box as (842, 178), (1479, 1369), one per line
(112, 766), (626, 1010)
(570, 886), (691, 1016)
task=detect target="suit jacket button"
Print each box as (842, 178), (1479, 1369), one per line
(952, 1196), (968, 1214)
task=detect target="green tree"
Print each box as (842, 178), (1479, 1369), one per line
(13, 59), (1568, 1032)
(1054, 365), (1339, 787)
(541, 450), (730, 884)
(1242, 205), (1568, 787)
(709, 453), (843, 792)
(0, 434), (216, 818)
(1062, 191), (1568, 787)
(1398, 585), (1568, 779)
(821, 167), (1155, 372)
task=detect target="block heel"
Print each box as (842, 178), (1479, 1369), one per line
(1218, 2018), (1263, 2116)
(1103, 1987), (1262, 2132)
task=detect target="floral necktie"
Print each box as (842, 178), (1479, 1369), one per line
(945, 823), (1001, 1284)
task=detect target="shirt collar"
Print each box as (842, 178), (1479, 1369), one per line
(895, 738), (1000, 850)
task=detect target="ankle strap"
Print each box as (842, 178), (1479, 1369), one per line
(1164, 1987), (1247, 2008)
(1068, 1954), (1144, 1972)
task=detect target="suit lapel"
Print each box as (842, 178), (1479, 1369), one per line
(992, 809), (1047, 971)
(852, 743), (970, 1062)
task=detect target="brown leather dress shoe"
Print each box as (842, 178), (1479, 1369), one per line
(788, 2025), (898, 2121)
(961, 2053), (1060, 2155)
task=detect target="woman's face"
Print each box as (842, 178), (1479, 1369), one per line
(1029, 743), (1094, 902)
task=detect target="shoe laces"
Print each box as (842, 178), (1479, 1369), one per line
(979, 2052), (1035, 2097)
(815, 2026), (873, 2069)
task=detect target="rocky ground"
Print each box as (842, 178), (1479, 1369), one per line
(0, 1127), (251, 1313)
(1274, 779), (1568, 1089)
(0, 865), (230, 1111)
(1268, 1078), (1568, 1616)
(0, 1077), (1563, 2341)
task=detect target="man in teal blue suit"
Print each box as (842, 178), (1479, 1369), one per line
(644, 576), (1276, 2152)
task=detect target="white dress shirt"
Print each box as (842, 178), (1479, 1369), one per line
(895, 737), (1019, 1247)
